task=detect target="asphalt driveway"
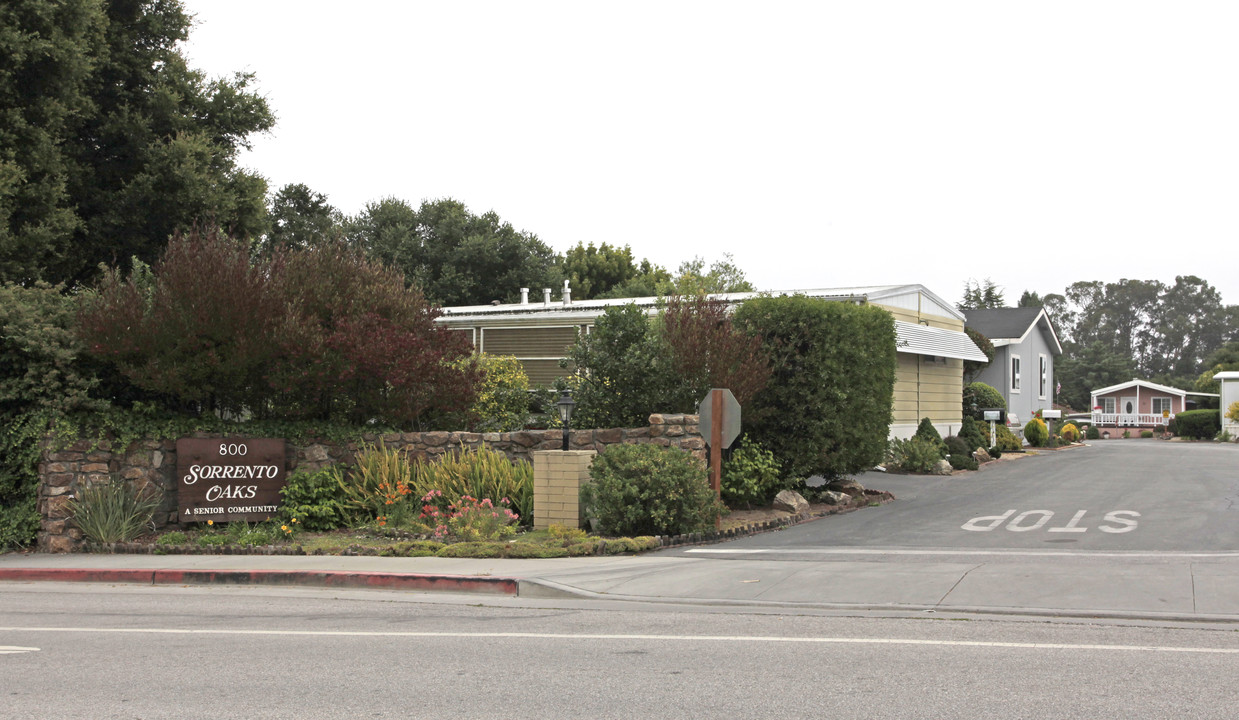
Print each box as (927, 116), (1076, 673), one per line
(671, 440), (1239, 556)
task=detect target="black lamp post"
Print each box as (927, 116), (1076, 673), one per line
(556, 389), (576, 451)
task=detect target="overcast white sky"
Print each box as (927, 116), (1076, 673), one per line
(182, 1), (1239, 307)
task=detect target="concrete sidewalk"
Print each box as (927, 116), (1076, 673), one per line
(3, 549), (1238, 623)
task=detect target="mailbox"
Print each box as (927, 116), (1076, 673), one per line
(1041, 409), (1062, 420)
(982, 409), (1004, 422)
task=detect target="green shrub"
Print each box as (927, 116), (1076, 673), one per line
(1085, 424), (1101, 440)
(548, 524), (589, 543)
(156, 531), (188, 545)
(1173, 409), (1220, 439)
(721, 436), (783, 509)
(995, 424), (1022, 452)
(1024, 418), (1048, 447)
(914, 417), (942, 443)
(67, 481), (161, 544)
(987, 447), (1002, 459)
(449, 353), (531, 432)
(581, 444), (724, 536)
(948, 453), (979, 471)
(561, 304), (671, 428)
(278, 467), (346, 531)
(962, 382), (1005, 420)
(1, 283), (104, 548)
(1140, 430), (1154, 439)
(733, 296), (896, 479)
(914, 418), (948, 458)
(944, 435), (969, 457)
(887, 436), (943, 473)
(958, 417), (988, 452)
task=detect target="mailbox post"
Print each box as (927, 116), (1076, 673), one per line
(982, 409), (1004, 448)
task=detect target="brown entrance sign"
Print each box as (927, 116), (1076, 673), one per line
(177, 438), (287, 522)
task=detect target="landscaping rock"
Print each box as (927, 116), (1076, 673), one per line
(973, 448), (992, 463)
(827, 477), (865, 497)
(773, 489), (810, 515)
(819, 490), (849, 505)
(932, 459), (953, 475)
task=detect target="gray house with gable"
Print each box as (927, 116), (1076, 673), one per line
(964, 307), (1063, 429)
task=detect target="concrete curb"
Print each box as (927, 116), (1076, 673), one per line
(0, 568), (519, 595)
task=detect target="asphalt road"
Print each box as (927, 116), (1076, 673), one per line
(681, 441), (1239, 557)
(4, 583), (1239, 719)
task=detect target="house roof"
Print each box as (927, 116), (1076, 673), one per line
(895, 321), (990, 362)
(964, 307), (1063, 355)
(439, 284), (968, 322)
(438, 283), (986, 360)
(1091, 379), (1219, 398)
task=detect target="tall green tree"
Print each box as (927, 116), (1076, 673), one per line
(1144, 276), (1225, 379)
(595, 259), (673, 299)
(958, 278), (1005, 310)
(1055, 341), (1137, 412)
(670, 254), (755, 295)
(351, 197), (561, 306)
(261, 183), (343, 254)
(563, 242), (636, 299)
(0, 0), (104, 283)
(0, 0), (274, 285)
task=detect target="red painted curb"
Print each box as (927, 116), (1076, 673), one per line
(0, 568), (519, 595)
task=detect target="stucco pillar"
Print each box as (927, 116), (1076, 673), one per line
(532, 450), (596, 530)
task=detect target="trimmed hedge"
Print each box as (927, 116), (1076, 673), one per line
(733, 296), (896, 479)
(1172, 409), (1220, 439)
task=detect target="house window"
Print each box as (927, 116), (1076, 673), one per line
(1010, 355), (1021, 393)
(1100, 397), (1116, 414)
(1039, 354), (1047, 399)
(1151, 397), (1173, 415)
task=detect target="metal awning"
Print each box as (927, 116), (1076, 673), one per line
(894, 321), (989, 362)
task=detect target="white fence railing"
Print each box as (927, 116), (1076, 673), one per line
(1090, 412), (1169, 427)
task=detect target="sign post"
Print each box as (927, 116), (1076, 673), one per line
(698, 389), (741, 530)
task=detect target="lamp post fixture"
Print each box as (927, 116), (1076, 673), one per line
(556, 389), (576, 451)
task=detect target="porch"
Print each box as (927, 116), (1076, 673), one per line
(1090, 412), (1169, 428)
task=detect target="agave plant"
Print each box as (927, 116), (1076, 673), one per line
(66, 481), (161, 544)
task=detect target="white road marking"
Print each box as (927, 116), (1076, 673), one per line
(0, 627), (1234, 655)
(1047, 510), (1090, 533)
(684, 548), (1239, 558)
(0, 646), (39, 654)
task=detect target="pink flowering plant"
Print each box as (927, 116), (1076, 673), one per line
(420, 491), (519, 541)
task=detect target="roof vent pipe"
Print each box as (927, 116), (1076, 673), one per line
(562, 279), (571, 306)
(543, 288), (551, 306)
(520, 288), (529, 305)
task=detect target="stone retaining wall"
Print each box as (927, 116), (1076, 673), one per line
(37, 414), (703, 552)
